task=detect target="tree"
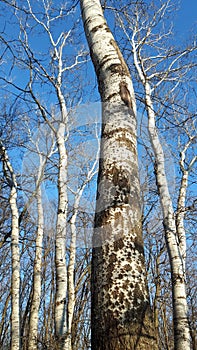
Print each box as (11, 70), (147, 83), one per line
(115, 1), (197, 348)
(0, 0), (196, 349)
(0, 141), (20, 350)
(26, 127), (56, 350)
(0, 1), (93, 348)
(80, 0), (157, 348)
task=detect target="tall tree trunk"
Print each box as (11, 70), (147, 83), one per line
(28, 187), (44, 350)
(80, 1), (157, 349)
(144, 83), (191, 350)
(10, 183), (20, 350)
(0, 143), (20, 350)
(131, 34), (191, 348)
(55, 119), (69, 350)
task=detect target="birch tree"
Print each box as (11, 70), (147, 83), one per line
(116, 1), (197, 348)
(0, 141), (20, 350)
(80, 1), (157, 349)
(0, 2), (87, 348)
(25, 127), (56, 350)
(0, 2), (90, 348)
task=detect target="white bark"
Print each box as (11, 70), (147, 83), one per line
(132, 38), (191, 349)
(27, 144), (50, 349)
(55, 118), (69, 349)
(146, 88), (190, 350)
(10, 184), (20, 350)
(177, 139), (197, 265)
(67, 142), (99, 348)
(22, 4), (70, 347)
(0, 143), (20, 350)
(28, 187), (43, 350)
(80, 1), (157, 349)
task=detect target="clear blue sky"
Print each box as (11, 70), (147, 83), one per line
(175, 0), (197, 36)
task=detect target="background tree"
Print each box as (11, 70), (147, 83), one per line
(114, 1), (197, 348)
(0, 141), (20, 350)
(0, 1), (95, 349)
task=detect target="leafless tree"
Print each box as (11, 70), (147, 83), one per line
(116, 1), (197, 348)
(81, 0), (157, 348)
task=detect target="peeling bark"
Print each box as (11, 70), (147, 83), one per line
(80, 1), (157, 349)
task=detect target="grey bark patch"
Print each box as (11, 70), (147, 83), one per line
(119, 81), (133, 113)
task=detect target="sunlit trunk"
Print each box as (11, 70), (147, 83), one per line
(131, 33), (191, 348)
(80, 1), (157, 349)
(55, 118), (69, 350)
(28, 187), (43, 350)
(10, 183), (20, 350)
(145, 83), (191, 350)
(0, 143), (20, 350)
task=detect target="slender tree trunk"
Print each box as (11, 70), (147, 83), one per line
(28, 187), (44, 350)
(153, 255), (161, 348)
(0, 293), (10, 342)
(145, 83), (191, 350)
(131, 36), (191, 348)
(10, 176), (20, 350)
(0, 143), (20, 350)
(55, 119), (69, 350)
(67, 157), (98, 349)
(176, 169), (188, 264)
(80, 1), (157, 349)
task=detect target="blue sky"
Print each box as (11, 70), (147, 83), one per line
(175, 0), (197, 36)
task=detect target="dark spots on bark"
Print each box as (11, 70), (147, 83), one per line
(57, 209), (65, 214)
(172, 273), (186, 285)
(104, 165), (131, 206)
(95, 165), (136, 221)
(109, 252), (116, 264)
(114, 238), (124, 252)
(102, 126), (135, 140)
(104, 92), (119, 102)
(117, 137), (137, 153)
(106, 252), (117, 283)
(102, 127), (137, 154)
(123, 286), (147, 323)
(127, 255), (132, 264)
(107, 63), (124, 75)
(112, 290), (117, 299)
(124, 264), (131, 272)
(90, 23), (104, 33)
(99, 55), (116, 71)
(56, 298), (66, 306)
(90, 22), (110, 34)
(83, 13), (104, 28)
(94, 207), (114, 231)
